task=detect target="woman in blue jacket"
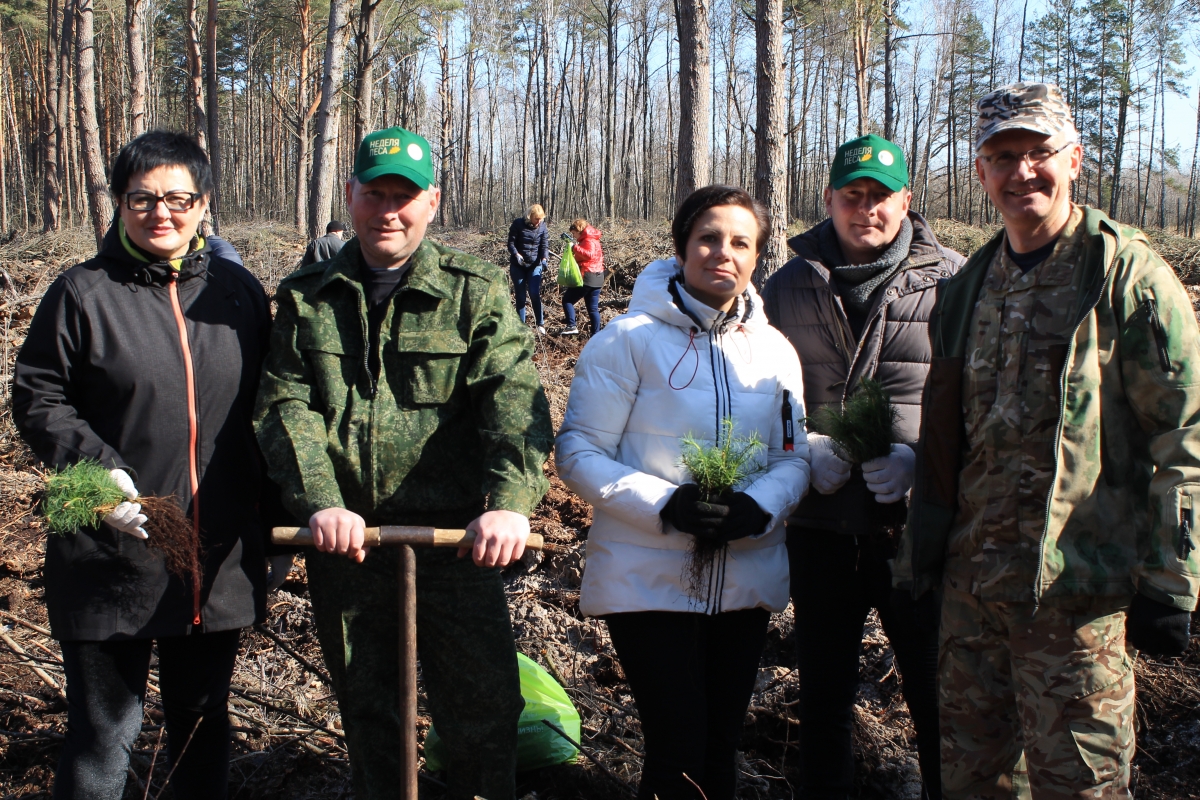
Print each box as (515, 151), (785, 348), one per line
(507, 203), (549, 333)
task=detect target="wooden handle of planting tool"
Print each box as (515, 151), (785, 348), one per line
(271, 525), (548, 551)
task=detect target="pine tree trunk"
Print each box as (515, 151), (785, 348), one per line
(185, 0), (207, 151)
(57, 0), (73, 225)
(125, 0), (146, 137)
(754, 0), (787, 286)
(307, 0), (350, 240)
(206, 0), (221, 229)
(43, 0), (62, 231)
(352, 0), (376, 149)
(73, 0), (113, 247)
(675, 0), (710, 204)
(294, 0), (312, 232)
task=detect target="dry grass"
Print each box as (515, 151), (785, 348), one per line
(1, 218), (1199, 799)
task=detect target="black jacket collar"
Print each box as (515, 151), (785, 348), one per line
(99, 220), (212, 287)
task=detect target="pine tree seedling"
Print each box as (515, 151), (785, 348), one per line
(810, 378), (899, 464)
(678, 418), (767, 501)
(41, 460), (201, 582)
(677, 418), (767, 602)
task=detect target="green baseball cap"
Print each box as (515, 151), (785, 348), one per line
(830, 134), (908, 192)
(353, 126), (435, 189)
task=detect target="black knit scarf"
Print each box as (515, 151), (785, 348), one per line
(828, 216), (913, 314)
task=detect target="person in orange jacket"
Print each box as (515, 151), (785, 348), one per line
(560, 218), (604, 335)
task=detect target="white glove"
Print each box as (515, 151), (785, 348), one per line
(809, 434), (852, 495)
(104, 469), (147, 538)
(267, 554), (295, 591)
(515, 254), (525, 265)
(862, 443), (916, 504)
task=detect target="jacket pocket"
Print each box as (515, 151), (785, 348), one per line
(1044, 646), (1135, 784)
(1141, 298), (1173, 373)
(1170, 485), (1200, 570)
(297, 326), (359, 410)
(390, 330), (469, 406)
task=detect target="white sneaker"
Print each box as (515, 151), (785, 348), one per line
(561, 326), (579, 335)
(536, 325), (546, 335)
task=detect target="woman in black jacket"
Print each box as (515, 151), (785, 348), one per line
(12, 131), (284, 800)
(507, 203), (549, 333)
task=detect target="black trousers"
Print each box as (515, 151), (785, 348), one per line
(788, 529), (941, 800)
(605, 608), (770, 800)
(54, 629), (241, 800)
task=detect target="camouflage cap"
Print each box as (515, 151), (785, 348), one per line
(976, 82), (1077, 151)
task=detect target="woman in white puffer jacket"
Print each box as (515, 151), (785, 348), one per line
(556, 185), (810, 800)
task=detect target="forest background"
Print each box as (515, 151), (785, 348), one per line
(0, 0), (1196, 270)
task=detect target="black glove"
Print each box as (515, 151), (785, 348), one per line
(660, 486), (769, 544)
(891, 587), (941, 636)
(560, 232), (572, 242)
(1126, 593), (1191, 657)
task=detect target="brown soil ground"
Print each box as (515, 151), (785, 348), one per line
(2, 219), (1200, 799)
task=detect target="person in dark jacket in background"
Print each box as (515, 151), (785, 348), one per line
(301, 220), (346, 266)
(12, 131), (287, 800)
(507, 203), (549, 333)
(762, 134), (963, 800)
(200, 220), (244, 267)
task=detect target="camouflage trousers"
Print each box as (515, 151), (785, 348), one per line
(306, 547), (524, 800)
(939, 585), (1135, 800)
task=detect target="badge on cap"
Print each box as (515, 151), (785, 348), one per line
(408, 143), (423, 160)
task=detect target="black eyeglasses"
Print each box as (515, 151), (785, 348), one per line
(978, 142), (1073, 172)
(123, 191), (202, 212)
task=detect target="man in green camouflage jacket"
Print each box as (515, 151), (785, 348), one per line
(894, 83), (1200, 799)
(255, 126), (553, 800)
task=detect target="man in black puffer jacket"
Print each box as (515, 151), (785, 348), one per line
(762, 134), (963, 800)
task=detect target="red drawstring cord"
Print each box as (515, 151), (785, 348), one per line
(669, 328), (700, 389)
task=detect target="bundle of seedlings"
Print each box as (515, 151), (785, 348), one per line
(41, 459), (200, 581)
(677, 418), (767, 598)
(810, 378), (907, 531)
(810, 378), (899, 464)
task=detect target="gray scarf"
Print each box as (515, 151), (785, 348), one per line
(829, 216), (913, 314)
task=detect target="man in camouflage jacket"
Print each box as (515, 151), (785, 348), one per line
(895, 83), (1200, 799)
(255, 127), (553, 800)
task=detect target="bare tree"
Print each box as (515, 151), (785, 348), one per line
(352, 0), (379, 149)
(185, 0), (208, 150)
(73, 0), (114, 246)
(675, 0), (711, 203)
(754, 0), (787, 284)
(206, 0), (222, 229)
(43, 0), (62, 231)
(125, 0), (147, 137)
(307, 0), (351, 240)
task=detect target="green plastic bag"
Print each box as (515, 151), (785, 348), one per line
(423, 653), (581, 772)
(557, 245), (583, 288)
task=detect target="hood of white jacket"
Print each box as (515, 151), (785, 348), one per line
(629, 258), (770, 334)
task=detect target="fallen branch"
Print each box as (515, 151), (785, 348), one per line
(0, 610), (52, 636)
(0, 631), (66, 701)
(253, 624), (331, 685)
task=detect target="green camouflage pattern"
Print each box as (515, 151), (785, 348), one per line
(944, 208), (1085, 602)
(254, 236), (553, 526)
(307, 547), (524, 800)
(895, 205), (1200, 611)
(939, 585), (1134, 799)
(976, 82), (1076, 150)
